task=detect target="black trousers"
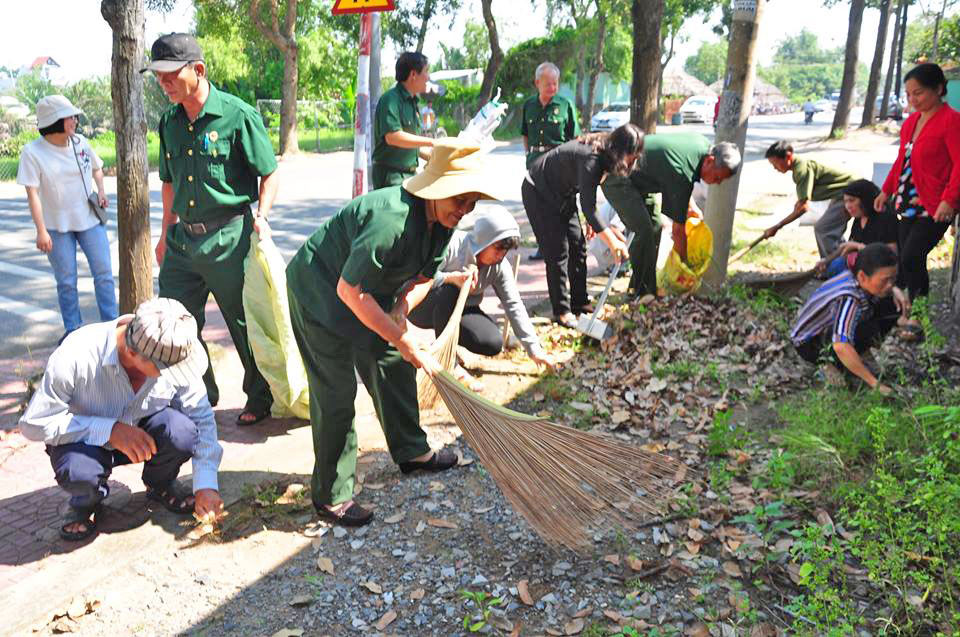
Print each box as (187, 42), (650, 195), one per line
(795, 297), (899, 367)
(897, 216), (950, 300)
(521, 179), (588, 316)
(408, 283), (502, 356)
(45, 408), (198, 510)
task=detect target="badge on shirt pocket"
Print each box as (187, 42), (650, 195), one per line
(205, 139), (231, 180)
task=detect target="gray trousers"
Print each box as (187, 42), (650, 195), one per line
(813, 197), (850, 258)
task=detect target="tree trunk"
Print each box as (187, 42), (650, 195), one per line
(861, 0), (891, 127)
(584, 8), (608, 130)
(631, 0), (664, 132)
(701, 0), (766, 291)
(932, 0), (947, 61)
(880, 0), (904, 119)
(478, 0), (504, 105)
(416, 0), (435, 52)
(101, 0), (152, 313)
(894, 0), (909, 99)
(250, 0), (299, 156)
(830, 0), (865, 139)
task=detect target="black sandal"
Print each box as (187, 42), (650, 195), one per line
(146, 482), (195, 515)
(236, 406), (271, 426)
(59, 504), (100, 541)
(399, 447), (459, 475)
(316, 501), (374, 527)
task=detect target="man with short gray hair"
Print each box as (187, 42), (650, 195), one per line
(19, 297), (224, 542)
(601, 132), (740, 297)
(521, 60), (580, 261)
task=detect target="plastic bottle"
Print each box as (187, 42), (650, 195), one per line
(459, 88), (508, 146)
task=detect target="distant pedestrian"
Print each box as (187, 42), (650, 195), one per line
(763, 140), (859, 258)
(601, 133), (740, 298)
(19, 298), (223, 541)
(876, 62), (960, 301)
(521, 61), (580, 262)
(372, 52), (436, 189)
(522, 124), (642, 327)
(144, 33), (278, 426)
(17, 95), (117, 341)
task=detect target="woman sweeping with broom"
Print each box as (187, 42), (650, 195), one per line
(286, 140), (501, 527)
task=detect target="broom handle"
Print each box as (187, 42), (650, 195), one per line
(501, 250), (521, 349)
(728, 234), (766, 265)
(584, 231), (635, 336)
(429, 265), (476, 358)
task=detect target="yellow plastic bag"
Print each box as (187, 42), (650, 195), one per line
(242, 232), (310, 419)
(657, 216), (714, 294)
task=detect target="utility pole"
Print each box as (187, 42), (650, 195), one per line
(368, 13), (382, 191)
(701, 0), (766, 292)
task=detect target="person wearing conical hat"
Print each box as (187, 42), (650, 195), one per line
(286, 139), (501, 527)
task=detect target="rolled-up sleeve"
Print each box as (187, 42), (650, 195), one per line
(18, 353), (116, 447)
(173, 385), (223, 493)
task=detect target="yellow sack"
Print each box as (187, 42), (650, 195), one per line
(242, 232), (310, 419)
(657, 216), (714, 294)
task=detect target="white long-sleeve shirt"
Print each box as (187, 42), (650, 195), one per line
(18, 318), (223, 492)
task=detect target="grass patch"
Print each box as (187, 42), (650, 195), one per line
(268, 127), (353, 154)
(1, 131), (162, 181)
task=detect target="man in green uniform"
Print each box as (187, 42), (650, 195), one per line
(372, 51), (436, 189)
(521, 61), (580, 261)
(601, 133), (741, 297)
(286, 141), (500, 527)
(143, 33), (278, 426)
(763, 140), (859, 257)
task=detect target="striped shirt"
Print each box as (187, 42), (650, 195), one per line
(790, 271), (873, 346)
(18, 318), (223, 492)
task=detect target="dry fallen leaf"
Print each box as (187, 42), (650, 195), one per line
(564, 618), (585, 635)
(573, 606), (593, 618)
(603, 609), (623, 622)
(427, 517), (458, 530)
(411, 588), (425, 601)
(815, 508), (835, 534)
(473, 505), (494, 514)
(603, 554), (620, 566)
(673, 464), (688, 483)
(684, 541), (701, 555)
(684, 622), (710, 637)
(611, 410), (631, 424)
(384, 512), (405, 524)
(362, 581), (383, 594)
(316, 556), (334, 575)
(722, 561), (743, 578)
(270, 630), (304, 637)
(375, 610), (398, 630)
(517, 579), (535, 605)
(626, 556), (644, 571)
(429, 481), (445, 492)
(276, 483), (305, 504)
(687, 528), (705, 542)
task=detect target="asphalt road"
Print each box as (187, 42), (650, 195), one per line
(0, 109), (866, 360)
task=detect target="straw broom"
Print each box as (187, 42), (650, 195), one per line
(416, 267), (476, 409)
(422, 363), (690, 551)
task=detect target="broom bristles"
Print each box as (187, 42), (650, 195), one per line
(416, 270), (474, 409)
(425, 366), (689, 551)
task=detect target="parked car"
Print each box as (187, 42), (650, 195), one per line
(874, 95), (904, 120)
(678, 95), (718, 123)
(813, 98), (833, 112)
(589, 102), (630, 132)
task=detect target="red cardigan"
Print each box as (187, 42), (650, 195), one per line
(882, 104), (960, 214)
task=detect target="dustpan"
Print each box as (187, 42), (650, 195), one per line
(578, 232), (634, 341)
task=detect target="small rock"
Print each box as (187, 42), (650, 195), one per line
(471, 574), (488, 586)
(634, 605), (652, 619)
(441, 567), (456, 579)
(350, 539), (365, 550)
(541, 593), (558, 605)
(333, 527), (348, 539)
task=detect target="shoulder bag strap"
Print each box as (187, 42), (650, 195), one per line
(70, 136), (92, 200)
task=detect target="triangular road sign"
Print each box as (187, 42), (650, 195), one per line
(331, 0), (395, 14)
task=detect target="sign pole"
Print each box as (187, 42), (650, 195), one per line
(352, 13), (372, 198)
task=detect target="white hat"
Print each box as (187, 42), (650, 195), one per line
(36, 95), (81, 129)
(125, 297), (208, 387)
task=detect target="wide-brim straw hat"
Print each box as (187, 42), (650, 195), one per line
(403, 138), (501, 201)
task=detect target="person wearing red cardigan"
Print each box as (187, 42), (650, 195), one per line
(876, 63), (960, 301)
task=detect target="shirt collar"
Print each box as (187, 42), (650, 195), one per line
(102, 316), (132, 368)
(179, 81), (224, 123)
(396, 83), (417, 101)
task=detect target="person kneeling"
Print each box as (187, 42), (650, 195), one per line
(790, 243), (909, 395)
(408, 205), (555, 389)
(19, 298), (224, 541)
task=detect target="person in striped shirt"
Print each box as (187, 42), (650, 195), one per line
(19, 298), (223, 542)
(791, 243), (909, 395)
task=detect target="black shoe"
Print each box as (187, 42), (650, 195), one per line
(399, 448), (459, 474)
(316, 501), (374, 527)
(528, 249), (544, 261)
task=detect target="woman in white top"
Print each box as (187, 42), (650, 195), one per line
(17, 95), (117, 339)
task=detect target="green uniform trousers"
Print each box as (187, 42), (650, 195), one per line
(288, 291), (431, 509)
(371, 164), (413, 190)
(158, 212), (272, 412)
(602, 177), (664, 297)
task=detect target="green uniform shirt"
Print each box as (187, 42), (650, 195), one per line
(158, 83), (277, 223)
(628, 132), (711, 224)
(373, 83), (421, 172)
(286, 185), (452, 340)
(521, 94), (580, 168)
(791, 158), (857, 202)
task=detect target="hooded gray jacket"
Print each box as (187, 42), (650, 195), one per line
(433, 211), (545, 359)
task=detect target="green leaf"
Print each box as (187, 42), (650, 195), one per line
(469, 620), (486, 632)
(798, 562), (814, 580)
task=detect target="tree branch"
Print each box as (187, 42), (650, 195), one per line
(249, 0), (288, 52)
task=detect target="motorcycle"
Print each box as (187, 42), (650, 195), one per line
(420, 81), (447, 138)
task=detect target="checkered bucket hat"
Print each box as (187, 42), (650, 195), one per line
(125, 298), (208, 386)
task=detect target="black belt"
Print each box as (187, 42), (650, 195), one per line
(529, 144), (556, 153)
(181, 211), (245, 236)
(373, 162), (416, 175)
